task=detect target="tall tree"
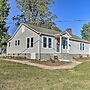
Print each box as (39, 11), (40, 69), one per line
(13, 0), (58, 29)
(81, 22), (90, 41)
(0, 0), (10, 47)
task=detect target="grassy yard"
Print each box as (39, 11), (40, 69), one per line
(0, 60), (90, 90)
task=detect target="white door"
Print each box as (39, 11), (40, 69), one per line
(31, 53), (36, 59)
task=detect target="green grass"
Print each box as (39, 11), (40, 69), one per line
(0, 60), (90, 90)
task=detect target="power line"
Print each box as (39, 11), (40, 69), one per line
(56, 20), (90, 22)
(0, 19), (90, 24)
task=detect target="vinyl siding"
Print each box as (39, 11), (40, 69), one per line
(40, 35), (57, 53)
(7, 25), (39, 54)
(69, 40), (90, 54)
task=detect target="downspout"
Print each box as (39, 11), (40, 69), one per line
(38, 33), (41, 60)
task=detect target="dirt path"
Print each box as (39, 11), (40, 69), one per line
(0, 58), (82, 70)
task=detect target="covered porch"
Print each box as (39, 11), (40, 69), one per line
(55, 32), (71, 53)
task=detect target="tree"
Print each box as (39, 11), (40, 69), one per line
(81, 22), (90, 41)
(0, 0), (10, 51)
(13, 0), (57, 29)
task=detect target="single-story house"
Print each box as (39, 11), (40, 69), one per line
(7, 23), (90, 60)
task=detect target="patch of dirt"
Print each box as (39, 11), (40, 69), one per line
(74, 57), (90, 62)
(0, 56), (72, 66)
(29, 60), (72, 66)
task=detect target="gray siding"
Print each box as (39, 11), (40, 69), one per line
(40, 35), (57, 53)
(7, 24), (90, 60)
(69, 40), (90, 55)
(7, 25), (40, 54)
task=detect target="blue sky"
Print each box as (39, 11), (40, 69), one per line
(8, 0), (90, 36)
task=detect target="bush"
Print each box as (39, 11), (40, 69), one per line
(54, 56), (58, 60)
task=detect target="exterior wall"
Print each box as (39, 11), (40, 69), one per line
(7, 24), (90, 60)
(7, 25), (40, 55)
(40, 35), (57, 53)
(69, 40), (90, 55)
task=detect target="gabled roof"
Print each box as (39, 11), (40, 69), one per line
(61, 31), (90, 43)
(9, 23), (62, 41)
(26, 23), (62, 35)
(62, 31), (72, 37)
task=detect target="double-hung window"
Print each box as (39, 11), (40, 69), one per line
(43, 37), (47, 48)
(27, 37), (34, 48)
(9, 42), (10, 47)
(43, 37), (52, 48)
(31, 37), (34, 48)
(18, 40), (20, 46)
(80, 42), (85, 50)
(27, 38), (30, 48)
(15, 40), (17, 46)
(15, 40), (20, 46)
(48, 38), (52, 48)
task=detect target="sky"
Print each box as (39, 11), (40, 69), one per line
(8, 0), (90, 37)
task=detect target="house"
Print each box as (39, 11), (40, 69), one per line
(7, 23), (90, 60)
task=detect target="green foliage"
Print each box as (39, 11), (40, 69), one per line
(0, 0), (10, 45)
(14, 0), (57, 29)
(81, 22), (90, 41)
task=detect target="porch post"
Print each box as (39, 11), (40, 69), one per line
(60, 36), (62, 53)
(67, 37), (70, 53)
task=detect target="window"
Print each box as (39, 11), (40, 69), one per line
(18, 40), (20, 46)
(62, 39), (67, 49)
(15, 40), (17, 46)
(15, 40), (20, 46)
(9, 42), (10, 47)
(80, 43), (82, 50)
(31, 37), (34, 48)
(83, 43), (85, 50)
(43, 37), (47, 48)
(80, 42), (85, 50)
(27, 38), (30, 48)
(48, 38), (52, 48)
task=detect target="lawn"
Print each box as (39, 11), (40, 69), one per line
(0, 60), (90, 90)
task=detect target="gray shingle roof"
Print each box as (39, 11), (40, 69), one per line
(70, 34), (90, 43)
(26, 23), (62, 35)
(62, 31), (90, 43)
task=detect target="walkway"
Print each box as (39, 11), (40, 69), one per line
(0, 58), (82, 70)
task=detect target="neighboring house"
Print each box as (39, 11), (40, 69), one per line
(7, 23), (90, 60)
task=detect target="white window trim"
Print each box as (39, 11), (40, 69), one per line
(14, 39), (21, 46)
(8, 42), (11, 47)
(48, 37), (53, 48)
(42, 36), (48, 48)
(26, 36), (34, 49)
(14, 40), (17, 46)
(82, 43), (85, 50)
(80, 42), (85, 51)
(42, 36), (53, 49)
(17, 39), (21, 46)
(30, 36), (34, 48)
(26, 37), (30, 49)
